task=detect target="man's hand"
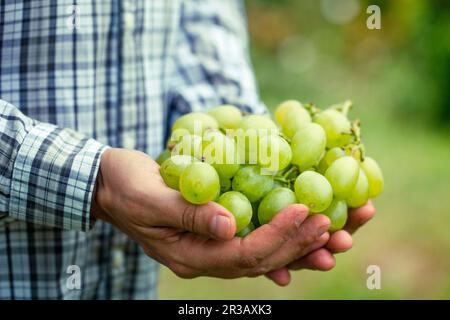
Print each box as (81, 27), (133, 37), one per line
(91, 148), (332, 279)
(266, 202), (376, 286)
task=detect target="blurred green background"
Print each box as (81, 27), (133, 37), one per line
(160, 0), (450, 299)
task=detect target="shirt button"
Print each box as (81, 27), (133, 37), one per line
(124, 12), (135, 30)
(112, 249), (124, 270)
(122, 135), (135, 150)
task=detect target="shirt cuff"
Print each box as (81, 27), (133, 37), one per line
(8, 123), (108, 231)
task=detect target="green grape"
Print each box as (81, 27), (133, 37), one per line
(314, 109), (352, 148)
(217, 191), (252, 233)
(171, 134), (203, 159)
(291, 123), (326, 171)
(238, 114), (278, 131)
(171, 112), (218, 137)
(236, 115), (279, 164)
(258, 187), (297, 225)
(360, 156), (384, 198)
(325, 156), (359, 199)
(179, 162), (220, 204)
(294, 171), (333, 213)
(274, 100), (303, 125)
(207, 105), (243, 129)
(347, 168), (369, 208)
(317, 147), (346, 174)
(281, 106), (312, 139)
(322, 199), (348, 232)
(156, 149), (171, 165)
(258, 135), (292, 173)
(203, 130), (240, 179)
(220, 176), (232, 193)
(232, 166), (274, 202)
(236, 222), (255, 237)
(160, 155), (197, 190)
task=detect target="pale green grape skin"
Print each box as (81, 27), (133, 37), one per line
(281, 106), (312, 139)
(314, 109), (352, 148)
(322, 199), (348, 232)
(347, 168), (370, 208)
(156, 149), (171, 165)
(171, 134), (203, 159)
(325, 156), (360, 199)
(202, 130), (240, 179)
(274, 100), (303, 125)
(360, 157), (384, 198)
(294, 171), (333, 213)
(171, 112), (218, 136)
(258, 135), (292, 173)
(179, 162), (220, 204)
(258, 187), (297, 225)
(219, 176), (232, 193)
(207, 105), (243, 129)
(236, 222), (255, 237)
(291, 123), (326, 171)
(317, 147), (346, 174)
(239, 114), (278, 131)
(160, 155), (196, 190)
(232, 166), (274, 202)
(236, 115), (278, 165)
(217, 191), (252, 233)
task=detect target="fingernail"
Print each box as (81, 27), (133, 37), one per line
(210, 215), (231, 239)
(317, 224), (330, 236)
(294, 216), (303, 228)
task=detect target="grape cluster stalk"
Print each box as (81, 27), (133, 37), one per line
(157, 101), (384, 236)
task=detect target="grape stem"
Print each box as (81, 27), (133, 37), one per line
(304, 103), (321, 117)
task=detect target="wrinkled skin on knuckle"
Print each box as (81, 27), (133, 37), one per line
(181, 204), (198, 232)
(236, 248), (265, 269)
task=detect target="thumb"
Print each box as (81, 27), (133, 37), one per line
(157, 190), (237, 240)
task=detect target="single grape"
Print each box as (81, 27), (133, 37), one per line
(258, 135), (292, 173)
(281, 106), (312, 139)
(236, 115), (279, 164)
(258, 187), (297, 225)
(294, 171), (333, 213)
(171, 112), (218, 137)
(156, 149), (171, 165)
(314, 109), (352, 148)
(236, 222), (255, 237)
(171, 134), (203, 159)
(325, 156), (359, 199)
(239, 114), (278, 131)
(217, 191), (252, 233)
(219, 176), (232, 193)
(202, 130), (240, 179)
(274, 100), (303, 125)
(291, 123), (326, 171)
(207, 105), (243, 129)
(360, 156), (384, 198)
(317, 147), (346, 174)
(347, 168), (370, 208)
(179, 162), (220, 204)
(322, 199), (348, 232)
(232, 166), (274, 202)
(160, 155), (197, 190)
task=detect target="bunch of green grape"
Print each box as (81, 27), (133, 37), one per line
(157, 101), (384, 236)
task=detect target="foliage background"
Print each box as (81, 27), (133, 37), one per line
(159, 0), (450, 299)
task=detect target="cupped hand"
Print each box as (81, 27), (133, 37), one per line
(91, 148), (333, 280)
(266, 202), (376, 286)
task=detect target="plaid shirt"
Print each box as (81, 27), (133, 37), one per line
(0, 0), (265, 299)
